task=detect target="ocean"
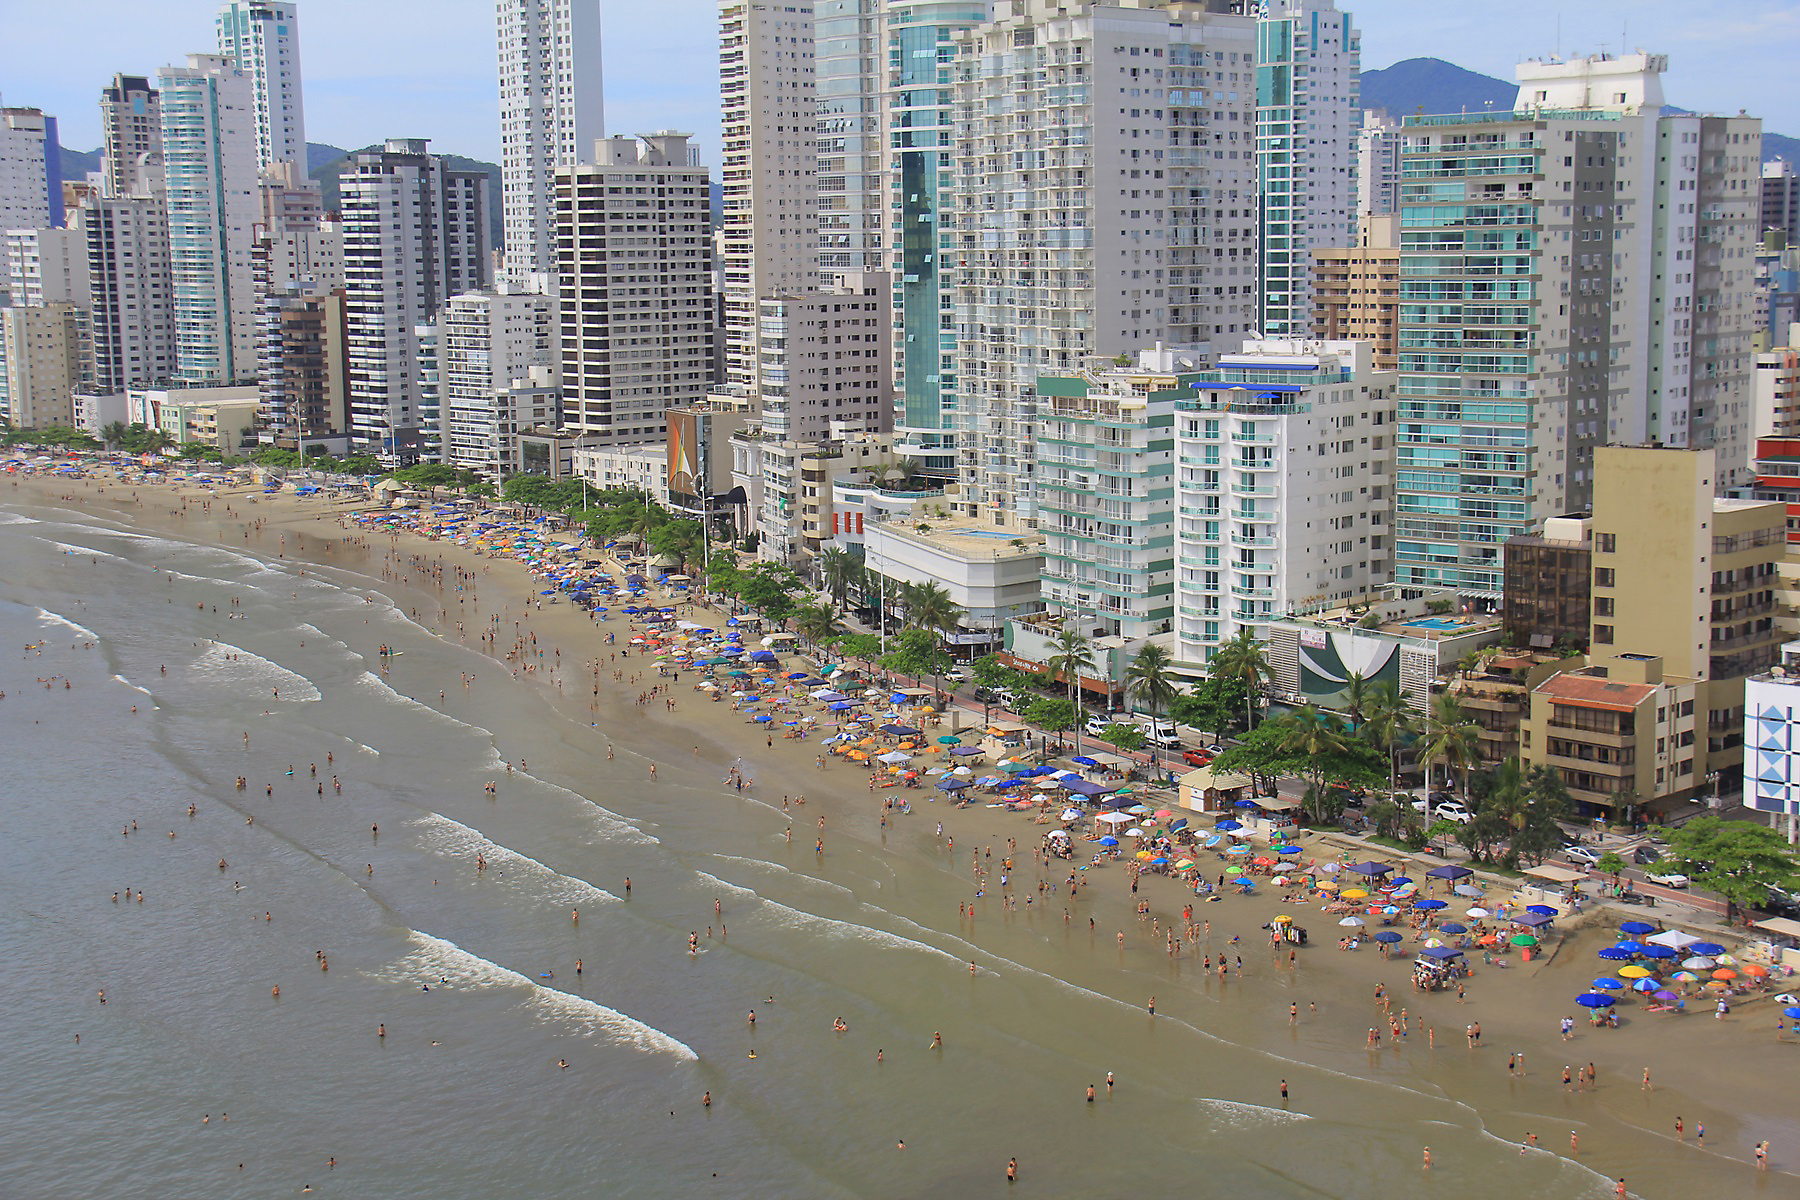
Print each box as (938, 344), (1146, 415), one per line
(0, 495), (1726, 1198)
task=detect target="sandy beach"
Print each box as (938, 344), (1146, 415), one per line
(9, 463), (1798, 1197)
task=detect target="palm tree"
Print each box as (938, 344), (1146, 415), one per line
(1421, 692), (1481, 805)
(1339, 670), (1374, 728)
(1043, 629), (1098, 741)
(1209, 628), (1270, 731)
(1360, 682), (1415, 795)
(794, 601), (838, 649)
(908, 581), (964, 698)
(1126, 642), (1180, 726)
(818, 547), (856, 613)
(101, 421), (128, 452)
(1275, 705), (1352, 823)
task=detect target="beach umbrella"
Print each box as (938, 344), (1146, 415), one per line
(1639, 945), (1678, 960)
(1226, 844), (1251, 855)
(1275, 845), (1302, 855)
(1575, 994), (1616, 1008)
(1215, 820), (1242, 831)
(1615, 941), (1652, 955)
(1592, 977), (1625, 990)
(1253, 856), (1276, 866)
(1524, 904), (1558, 916)
(1619, 920), (1656, 936)
(1742, 964), (1771, 978)
(1338, 916), (1365, 927)
(1465, 906), (1490, 919)
(1381, 906), (1400, 917)
(1439, 922), (1468, 935)
(1777, 993), (1799, 1005)
(1226, 864), (1244, 874)
(1688, 942), (1726, 957)
(1071, 755), (1100, 766)
(1633, 978), (1661, 993)
(1454, 884), (1484, 898)
(1653, 990), (1681, 1004)
(1704, 981), (1731, 991)
(752, 713), (773, 723)
(1425, 865), (1474, 880)
(1671, 971), (1700, 983)
(1341, 888), (1369, 900)
(1373, 931), (1403, 944)
(1315, 880), (1339, 892)
(1712, 968), (1738, 981)
(938, 735), (962, 745)
(1176, 859), (1195, 870)
(1785, 1006), (1800, 1020)
(1509, 933), (1540, 947)
(1317, 862), (1343, 874)
(1595, 945), (1634, 961)
(1389, 877), (1415, 889)
(1617, 965), (1653, 979)
(1098, 836), (1119, 847)
(1415, 899), (1447, 911)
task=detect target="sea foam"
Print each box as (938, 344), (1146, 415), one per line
(193, 642), (322, 702)
(412, 812), (620, 908)
(34, 607), (99, 640)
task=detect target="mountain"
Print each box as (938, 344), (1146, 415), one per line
(308, 145), (504, 251)
(55, 145), (102, 185)
(1362, 57), (1798, 163)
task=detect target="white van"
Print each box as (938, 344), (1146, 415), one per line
(1135, 717), (1181, 749)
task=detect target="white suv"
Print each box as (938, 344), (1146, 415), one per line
(1085, 715), (1121, 738)
(1432, 800), (1474, 825)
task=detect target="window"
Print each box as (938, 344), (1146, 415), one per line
(1594, 624), (1614, 645)
(1594, 567), (1615, 588)
(1594, 531), (1616, 553)
(1593, 596), (1614, 617)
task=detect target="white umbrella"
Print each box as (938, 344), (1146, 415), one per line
(1465, 907), (1489, 919)
(1045, 829), (1071, 841)
(951, 766), (972, 776)
(1124, 827), (1146, 836)
(1035, 778), (1060, 789)
(1339, 916), (1366, 927)
(1060, 808), (1083, 821)
(1681, 956), (1716, 970)
(1318, 862), (1343, 874)
(878, 750), (912, 764)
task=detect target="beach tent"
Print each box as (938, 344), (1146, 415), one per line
(1646, 929), (1701, 950)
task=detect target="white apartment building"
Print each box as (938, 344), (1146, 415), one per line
(1, 108), (60, 230)
(215, 1), (307, 174)
(496, 0), (605, 285)
(81, 195), (175, 393)
(1394, 53), (1761, 594)
(1, 304), (90, 428)
(158, 54), (260, 384)
(100, 75), (162, 199)
(442, 289), (559, 479)
(572, 442), (672, 504)
(555, 132), (713, 446)
(3, 227), (90, 308)
(1356, 108), (1400, 217)
(1254, 0), (1360, 338)
(1754, 336), (1800, 439)
(815, 0), (885, 276)
(1033, 349), (1185, 642)
(719, 0), (819, 393)
(949, 0), (1259, 527)
(1173, 338), (1396, 665)
(340, 140), (491, 460)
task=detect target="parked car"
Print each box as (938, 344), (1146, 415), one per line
(1632, 845), (1663, 866)
(1764, 886), (1800, 920)
(1644, 869), (1690, 889)
(1182, 749), (1214, 768)
(1564, 845), (1602, 867)
(1084, 715), (1119, 738)
(1432, 801), (1474, 825)
(1408, 795), (1431, 815)
(1205, 744), (1226, 756)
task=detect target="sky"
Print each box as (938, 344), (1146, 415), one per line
(4, 0), (1799, 166)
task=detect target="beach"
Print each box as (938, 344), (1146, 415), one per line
(1, 465), (1795, 1199)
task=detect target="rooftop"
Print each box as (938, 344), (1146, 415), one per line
(1532, 673), (1658, 710)
(869, 520), (1044, 563)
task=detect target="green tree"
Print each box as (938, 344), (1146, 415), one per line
(1664, 816), (1800, 914)
(907, 581), (964, 698)
(827, 632), (883, 662)
(1339, 670), (1374, 727)
(1043, 629), (1099, 739)
(1360, 682), (1416, 795)
(100, 421), (129, 451)
(1026, 695), (1077, 732)
(1274, 706), (1353, 824)
(1421, 692), (1480, 803)
(1595, 850), (1627, 883)
(793, 601), (838, 648)
(1099, 723), (1146, 751)
(1366, 796), (1424, 843)
(881, 628), (951, 681)
(1208, 629), (1270, 731)
(818, 547), (857, 612)
(1126, 642), (1181, 726)
(1170, 673), (1247, 739)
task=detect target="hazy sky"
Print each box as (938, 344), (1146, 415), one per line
(5, 0), (1798, 164)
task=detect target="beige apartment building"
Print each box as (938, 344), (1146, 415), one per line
(1311, 215), (1398, 371)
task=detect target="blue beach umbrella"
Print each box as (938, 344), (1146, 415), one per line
(1632, 978), (1661, 993)
(1426, 864), (1474, 880)
(1071, 755), (1101, 767)
(1784, 1006), (1800, 1019)
(1098, 836), (1120, 847)
(1597, 946), (1635, 961)
(1688, 943), (1726, 957)
(1619, 920), (1656, 936)
(1576, 993), (1616, 1008)
(1438, 922), (1468, 935)
(1591, 977), (1625, 990)
(1373, 931), (1403, 944)
(752, 714), (772, 723)
(1640, 944), (1678, 960)
(1215, 820), (1242, 831)
(1614, 941), (1651, 955)
(1524, 904), (1558, 917)
(1414, 899), (1447, 911)
(1275, 845), (1302, 855)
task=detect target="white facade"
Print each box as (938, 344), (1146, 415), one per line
(1173, 338), (1396, 665)
(949, 0), (1259, 526)
(815, 0), (884, 276)
(1355, 108), (1401, 217)
(1754, 338), (1800, 439)
(497, 0), (605, 285)
(573, 443), (670, 504)
(0, 108), (58, 230)
(216, 2), (307, 174)
(340, 140), (491, 459)
(555, 133), (713, 446)
(81, 195), (175, 393)
(3, 227), (90, 308)
(864, 520), (1046, 637)
(100, 75), (163, 199)
(1255, 0), (1360, 338)
(442, 290), (559, 479)
(157, 54), (261, 384)
(719, 0), (819, 393)
(1746, 642), (1800, 837)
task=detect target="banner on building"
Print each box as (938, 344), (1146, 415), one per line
(1297, 630), (1401, 711)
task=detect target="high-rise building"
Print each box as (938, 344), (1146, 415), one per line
(1393, 53), (1761, 595)
(885, 1), (990, 480)
(215, 1), (307, 174)
(100, 75), (163, 198)
(815, 0), (884, 277)
(258, 280), (350, 445)
(555, 132), (713, 446)
(948, 0), (1259, 527)
(2, 227), (90, 309)
(1254, 0), (1359, 337)
(0, 304), (90, 427)
(1355, 108), (1401, 217)
(1763, 159), (1799, 242)
(0, 108), (61, 229)
(442, 289), (559, 477)
(757, 272), (892, 444)
(158, 53), (261, 384)
(81, 195), (175, 393)
(340, 139), (490, 460)
(1172, 338), (1395, 664)
(1311, 214), (1398, 369)
(719, 0), (819, 393)
(496, 0), (605, 285)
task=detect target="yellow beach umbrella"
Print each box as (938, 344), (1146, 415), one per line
(1342, 888), (1369, 901)
(1617, 965), (1653, 979)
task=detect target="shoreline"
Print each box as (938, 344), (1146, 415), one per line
(10, 467), (1799, 1193)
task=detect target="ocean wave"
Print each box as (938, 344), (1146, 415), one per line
(472, 747), (660, 847)
(1195, 1097), (1313, 1130)
(110, 674), (155, 700)
(691, 870), (964, 966)
(193, 642), (322, 702)
(411, 813), (620, 907)
(134, 533), (289, 579)
(37, 537), (128, 563)
(353, 671), (494, 734)
(0, 510), (34, 525)
(34, 607), (99, 640)
(705, 854), (855, 898)
(369, 930), (696, 1061)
